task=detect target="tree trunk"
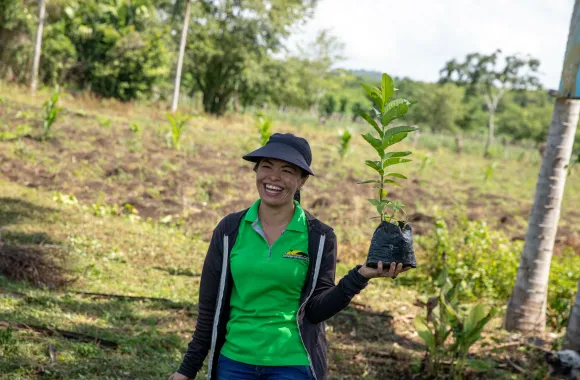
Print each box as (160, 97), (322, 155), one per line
(171, 0), (192, 113)
(504, 99), (580, 332)
(483, 109), (495, 158)
(564, 280), (580, 351)
(30, 0), (46, 92)
(412, 129), (421, 148)
(233, 81), (239, 113)
(455, 134), (463, 155)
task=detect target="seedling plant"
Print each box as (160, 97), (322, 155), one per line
(41, 86), (62, 140)
(338, 130), (352, 159)
(166, 113), (192, 150)
(256, 111), (272, 146)
(357, 73), (418, 223)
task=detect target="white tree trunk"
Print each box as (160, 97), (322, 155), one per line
(171, 0), (193, 113)
(484, 109), (495, 157)
(30, 0), (46, 92)
(564, 280), (580, 351)
(504, 99), (580, 332)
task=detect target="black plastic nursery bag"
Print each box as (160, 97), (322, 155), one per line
(366, 220), (417, 269)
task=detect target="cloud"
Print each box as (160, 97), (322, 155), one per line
(287, 0), (573, 89)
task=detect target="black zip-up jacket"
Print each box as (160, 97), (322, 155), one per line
(177, 208), (369, 379)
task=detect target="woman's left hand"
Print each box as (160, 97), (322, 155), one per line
(358, 261), (410, 280)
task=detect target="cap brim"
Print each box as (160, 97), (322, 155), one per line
(243, 142), (314, 176)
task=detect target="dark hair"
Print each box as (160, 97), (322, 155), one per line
(253, 160), (308, 203)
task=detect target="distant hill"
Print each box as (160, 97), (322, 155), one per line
(349, 69), (383, 82)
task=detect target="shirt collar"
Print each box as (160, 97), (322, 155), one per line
(245, 199), (307, 233)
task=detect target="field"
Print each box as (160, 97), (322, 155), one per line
(1, 83), (579, 379)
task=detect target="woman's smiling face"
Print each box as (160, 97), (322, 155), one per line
(255, 158), (308, 208)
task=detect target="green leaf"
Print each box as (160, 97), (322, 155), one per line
(381, 98), (416, 126)
(435, 268), (449, 287)
(463, 308), (497, 347)
(383, 179), (403, 187)
(383, 126), (419, 141)
(382, 158), (411, 168)
(361, 133), (383, 156)
(361, 83), (384, 112)
(385, 173), (408, 179)
(464, 304), (486, 333)
(368, 199), (380, 206)
(466, 359), (492, 372)
(365, 160), (384, 175)
(358, 180), (380, 184)
(357, 110), (383, 138)
(381, 73), (394, 104)
(384, 151), (412, 159)
(382, 132), (409, 149)
(414, 317), (436, 353)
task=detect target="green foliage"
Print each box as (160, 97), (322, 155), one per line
(496, 91), (553, 143)
(419, 218), (519, 300)
(0, 0), (34, 83)
(166, 113), (192, 150)
(351, 101), (363, 122)
(0, 327), (16, 357)
(440, 51), (542, 156)
(256, 111), (272, 146)
(319, 94), (337, 121)
(415, 83), (466, 133)
(411, 217), (580, 330)
(338, 130), (352, 159)
(415, 268), (496, 379)
(548, 251), (580, 331)
(358, 73), (418, 222)
(338, 96), (348, 117)
(41, 86), (63, 140)
(183, 0), (319, 115)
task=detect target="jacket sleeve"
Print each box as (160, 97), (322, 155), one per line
(304, 230), (369, 324)
(177, 222), (224, 378)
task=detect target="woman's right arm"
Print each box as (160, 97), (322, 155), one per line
(173, 225), (225, 379)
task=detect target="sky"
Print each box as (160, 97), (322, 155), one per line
(287, 0), (574, 90)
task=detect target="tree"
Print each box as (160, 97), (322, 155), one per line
(504, 0), (580, 332)
(183, 0), (318, 115)
(171, 0), (193, 113)
(564, 280), (580, 351)
(440, 51), (541, 157)
(497, 91), (554, 144)
(30, 0), (46, 92)
(338, 96), (348, 119)
(52, 0), (170, 101)
(414, 83), (465, 134)
(0, 0), (36, 83)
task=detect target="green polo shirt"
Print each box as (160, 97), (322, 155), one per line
(220, 199), (310, 366)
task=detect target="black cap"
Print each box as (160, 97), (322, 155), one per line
(243, 133), (314, 176)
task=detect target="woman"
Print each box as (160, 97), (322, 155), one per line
(169, 133), (408, 380)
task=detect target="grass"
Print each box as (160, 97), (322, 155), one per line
(1, 82), (579, 378)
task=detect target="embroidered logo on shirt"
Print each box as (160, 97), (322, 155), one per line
(283, 250), (309, 261)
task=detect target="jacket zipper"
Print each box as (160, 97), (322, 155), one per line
(296, 234), (326, 380)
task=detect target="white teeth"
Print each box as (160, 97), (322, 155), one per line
(265, 184), (283, 191)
